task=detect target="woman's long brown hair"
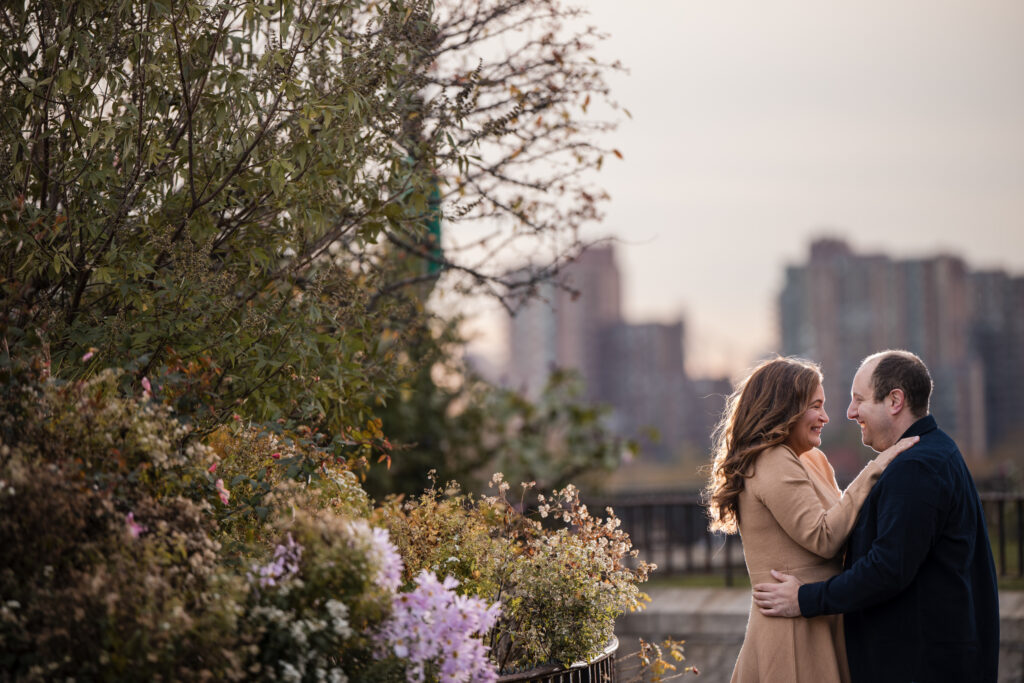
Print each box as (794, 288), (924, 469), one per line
(705, 357), (823, 534)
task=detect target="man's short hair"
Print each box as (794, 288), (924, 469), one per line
(865, 350), (933, 418)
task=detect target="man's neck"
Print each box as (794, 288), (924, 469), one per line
(872, 414), (921, 452)
(888, 413), (921, 445)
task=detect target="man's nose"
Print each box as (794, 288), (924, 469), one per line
(846, 402), (856, 421)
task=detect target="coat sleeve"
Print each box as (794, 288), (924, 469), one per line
(798, 457), (946, 617)
(751, 447), (885, 559)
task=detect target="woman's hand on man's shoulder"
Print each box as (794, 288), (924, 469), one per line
(876, 436), (920, 468)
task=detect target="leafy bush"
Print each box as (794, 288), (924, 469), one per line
(380, 473), (654, 672)
(205, 422), (373, 547)
(0, 364), (483, 681)
(0, 0), (445, 440)
(0, 349), (684, 682)
(0, 364), (245, 680)
(241, 513), (400, 682)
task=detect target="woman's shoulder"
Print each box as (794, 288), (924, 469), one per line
(749, 444), (800, 478)
(752, 445), (833, 478)
(798, 447), (837, 485)
(759, 444), (800, 463)
(798, 447), (831, 468)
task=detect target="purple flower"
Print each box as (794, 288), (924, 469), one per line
(367, 526), (403, 592)
(249, 533), (303, 588)
(375, 570), (501, 683)
(345, 520), (403, 593)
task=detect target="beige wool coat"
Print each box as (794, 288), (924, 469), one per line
(730, 445), (885, 683)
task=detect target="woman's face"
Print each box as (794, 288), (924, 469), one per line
(785, 382), (829, 454)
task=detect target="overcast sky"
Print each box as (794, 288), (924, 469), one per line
(464, 0), (1024, 379)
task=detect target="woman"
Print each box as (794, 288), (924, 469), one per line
(705, 357), (917, 683)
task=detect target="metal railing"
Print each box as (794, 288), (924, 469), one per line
(980, 492), (1024, 579)
(595, 492), (1024, 586)
(497, 638), (618, 682)
(591, 494), (746, 586)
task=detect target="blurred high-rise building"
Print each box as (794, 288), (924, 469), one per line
(505, 245), (620, 401)
(556, 245), (622, 403)
(780, 239), (1022, 481)
(504, 245), (720, 465)
(970, 271), (1024, 460)
(506, 275), (560, 400)
(598, 321), (688, 460)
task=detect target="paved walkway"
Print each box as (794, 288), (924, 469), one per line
(616, 588), (1024, 683)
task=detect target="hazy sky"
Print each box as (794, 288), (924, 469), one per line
(465, 0), (1024, 379)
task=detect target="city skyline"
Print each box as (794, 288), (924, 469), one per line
(466, 236), (1024, 383)
(497, 239), (1022, 486)
(779, 238), (1023, 479)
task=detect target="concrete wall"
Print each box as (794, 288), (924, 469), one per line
(616, 588), (1024, 683)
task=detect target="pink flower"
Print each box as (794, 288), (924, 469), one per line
(208, 462), (218, 473)
(271, 452), (281, 459)
(141, 376), (152, 396)
(81, 349), (96, 362)
(125, 512), (146, 539)
(215, 478), (230, 505)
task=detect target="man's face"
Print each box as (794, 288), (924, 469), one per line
(847, 360), (893, 452)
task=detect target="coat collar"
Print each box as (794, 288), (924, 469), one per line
(900, 414), (937, 439)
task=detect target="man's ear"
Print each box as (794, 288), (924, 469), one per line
(887, 388), (906, 415)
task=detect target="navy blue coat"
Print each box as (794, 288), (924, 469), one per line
(798, 416), (999, 683)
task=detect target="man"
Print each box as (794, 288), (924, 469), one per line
(753, 349), (999, 682)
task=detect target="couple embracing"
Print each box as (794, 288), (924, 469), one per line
(707, 350), (999, 683)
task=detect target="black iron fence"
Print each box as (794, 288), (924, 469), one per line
(594, 492), (1024, 586)
(980, 492), (1024, 579)
(590, 493), (745, 586)
(497, 638), (618, 682)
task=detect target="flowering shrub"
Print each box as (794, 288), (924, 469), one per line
(241, 512), (400, 682)
(0, 364), (504, 681)
(0, 365), (245, 680)
(380, 473), (654, 672)
(237, 506), (500, 682)
(345, 519), (404, 593)
(377, 479), (510, 600)
(1, 362), (671, 680)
